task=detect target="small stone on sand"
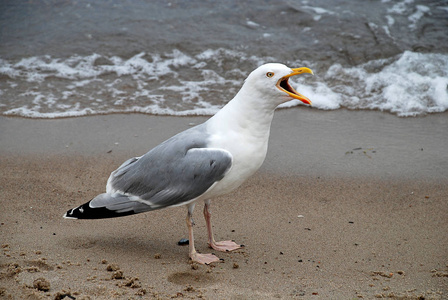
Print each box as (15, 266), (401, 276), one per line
(33, 277), (50, 291)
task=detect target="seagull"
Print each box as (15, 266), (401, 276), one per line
(64, 63), (313, 265)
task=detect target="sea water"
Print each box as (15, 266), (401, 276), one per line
(1, 0), (447, 118)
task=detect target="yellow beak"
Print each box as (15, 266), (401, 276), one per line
(276, 67), (313, 105)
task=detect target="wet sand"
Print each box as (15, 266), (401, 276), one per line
(1, 109), (447, 299)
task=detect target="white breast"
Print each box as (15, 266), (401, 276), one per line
(200, 117), (271, 199)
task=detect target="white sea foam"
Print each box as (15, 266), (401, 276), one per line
(0, 49), (264, 118)
(302, 6), (334, 15)
(287, 51), (448, 116)
(385, 15), (395, 26)
(246, 20), (260, 28)
(385, 0), (430, 32)
(300, 5), (335, 21)
(387, 0), (414, 15)
(408, 5), (430, 30)
(1, 50), (447, 118)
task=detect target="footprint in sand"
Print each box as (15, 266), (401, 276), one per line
(167, 271), (215, 286)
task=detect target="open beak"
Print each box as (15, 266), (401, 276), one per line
(276, 67), (313, 105)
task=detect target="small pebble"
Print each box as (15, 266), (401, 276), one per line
(33, 277), (50, 291)
(111, 270), (124, 280)
(135, 288), (147, 296)
(106, 264), (120, 272)
(54, 291), (75, 300)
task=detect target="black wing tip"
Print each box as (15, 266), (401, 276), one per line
(63, 202), (135, 220)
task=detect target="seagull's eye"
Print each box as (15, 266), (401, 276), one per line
(266, 72), (274, 78)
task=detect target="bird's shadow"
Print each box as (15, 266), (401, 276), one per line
(58, 233), (190, 261)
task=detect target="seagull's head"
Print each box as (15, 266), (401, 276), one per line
(245, 63), (313, 106)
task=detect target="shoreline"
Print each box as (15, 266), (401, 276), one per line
(1, 109), (447, 299)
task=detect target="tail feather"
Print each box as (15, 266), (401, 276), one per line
(63, 193), (149, 219)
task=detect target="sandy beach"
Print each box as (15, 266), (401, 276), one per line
(1, 109), (447, 299)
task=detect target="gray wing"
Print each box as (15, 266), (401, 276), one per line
(95, 124), (232, 212)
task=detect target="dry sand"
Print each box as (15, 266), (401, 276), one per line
(1, 109), (447, 299)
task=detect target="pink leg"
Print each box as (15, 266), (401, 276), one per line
(186, 204), (221, 265)
(204, 200), (243, 252)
